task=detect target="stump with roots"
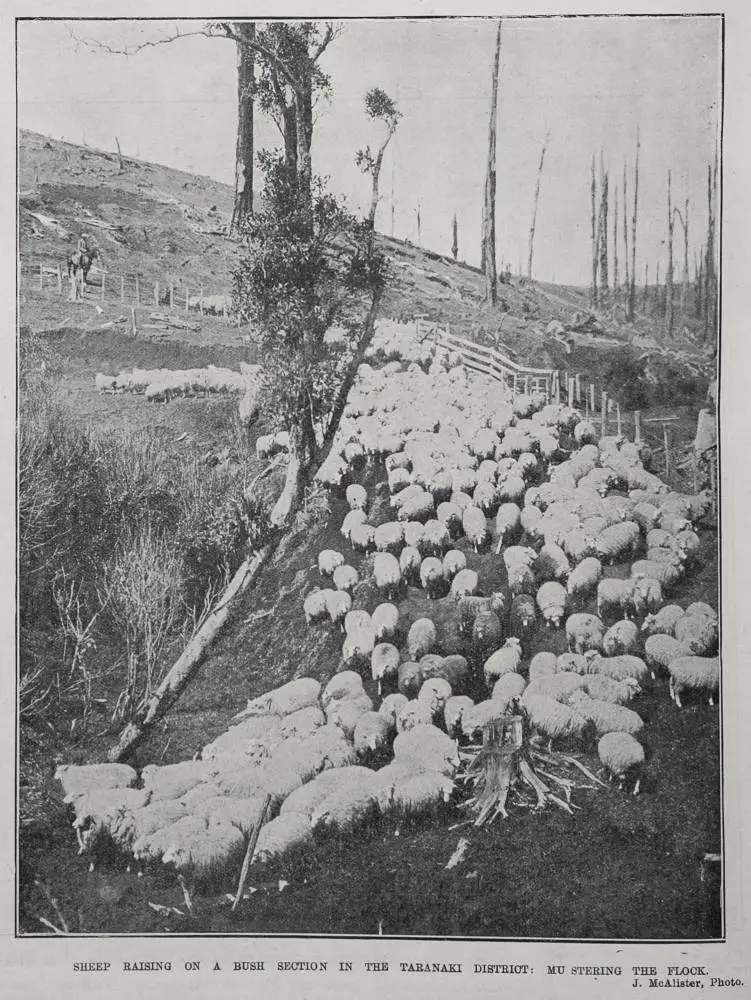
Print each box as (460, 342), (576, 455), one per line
(458, 712), (603, 826)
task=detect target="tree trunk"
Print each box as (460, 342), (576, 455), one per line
(368, 121), (398, 231)
(283, 102), (298, 176)
(295, 80), (314, 220)
(643, 262), (649, 314)
(481, 19), (502, 305)
(628, 127), (640, 321)
(704, 156), (717, 339)
(452, 212), (458, 260)
(680, 197), (689, 315)
(590, 154), (598, 308)
(598, 154), (609, 304)
(696, 245), (704, 320)
(230, 22), (255, 233)
(665, 171), (674, 337)
(623, 159), (629, 297)
(612, 184), (619, 313)
(526, 133), (549, 280)
(114, 136), (124, 172)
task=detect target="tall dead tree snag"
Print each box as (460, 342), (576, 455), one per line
(598, 153), (609, 305)
(590, 154), (598, 307)
(355, 87), (401, 230)
(665, 170), (675, 337)
(704, 153), (718, 339)
(612, 184), (619, 313)
(674, 196), (689, 316)
(623, 159), (630, 298)
(481, 19), (502, 305)
(452, 212), (459, 260)
(628, 127), (640, 321)
(231, 21), (256, 232)
(527, 131), (550, 280)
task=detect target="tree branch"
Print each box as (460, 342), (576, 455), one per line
(312, 22), (341, 62)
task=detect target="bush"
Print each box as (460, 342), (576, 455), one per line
(601, 348), (650, 410)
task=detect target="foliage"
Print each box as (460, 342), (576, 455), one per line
(355, 87), (401, 175)
(601, 347), (650, 410)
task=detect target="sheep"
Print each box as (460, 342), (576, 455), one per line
(646, 528), (684, 554)
(55, 763), (138, 802)
(472, 609), (504, 662)
(397, 491), (435, 523)
(326, 694), (373, 740)
(630, 559), (681, 590)
(509, 593), (537, 639)
(333, 564), (358, 595)
(676, 528), (701, 565)
(491, 671), (527, 707)
(644, 633), (689, 676)
(310, 724), (358, 770)
(342, 624), (377, 668)
(494, 502), (522, 553)
(374, 521), (404, 555)
(373, 552), (402, 600)
(602, 619), (640, 656)
(535, 581), (567, 628)
(521, 693), (590, 747)
(641, 604), (686, 637)
(503, 545), (537, 573)
(566, 612), (605, 654)
(324, 589), (352, 630)
(418, 677), (453, 720)
(456, 593), (503, 634)
(353, 711), (394, 756)
(452, 469), (478, 495)
(350, 522), (376, 554)
(450, 489), (474, 511)
(657, 513), (693, 535)
(419, 653), (445, 680)
(632, 576), (664, 614)
(483, 638), (523, 689)
(385, 452), (411, 473)
(344, 610), (372, 635)
(595, 521), (641, 564)
(520, 503), (545, 543)
(667, 655), (720, 707)
(371, 641), (400, 691)
(632, 501), (661, 534)
(557, 652), (590, 674)
(586, 652), (650, 685)
(582, 674), (641, 705)
(253, 812), (314, 863)
(646, 547), (685, 567)
(161, 816), (247, 877)
(434, 654), (470, 692)
(395, 698), (435, 733)
(574, 420), (598, 446)
(318, 549), (345, 577)
(473, 480), (499, 516)
(685, 601), (718, 623)
(436, 501), (463, 537)
(596, 578), (643, 622)
(525, 672), (588, 702)
(420, 556), (446, 598)
(379, 692), (409, 726)
(407, 618), (438, 660)
(141, 761), (211, 802)
(441, 549), (467, 582)
(403, 521), (426, 550)
(388, 467), (412, 494)
(70, 787), (151, 852)
(399, 545), (422, 584)
(392, 725), (460, 774)
(346, 483), (368, 512)
(462, 505), (489, 552)
(533, 542), (571, 584)
(388, 771), (455, 817)
(391, 483), (425, 513)
(419, 519), (451, 558)
(528, 651), (558, 682)
(460, 698), (508, 739)
(279, 705), (327, 741)
(673, 614), (718, 656)
(450, 568), (479, 598)
(506, 561), (536, 598)
(341, 508), (368, 541)
(426, 470), (455, 504)
(371, 603), (399, 643)
(133, 814), (210, 864)
(444, 695), (476, 736)
(567, 690), (644, 736)
(598, 732), (645, 793)
(280, 767), (378, 820)
(303, 588), (331, 625)
(567, 557), (603, 603)
(397, 661), (424, 698)
(321, 670), (364, 706)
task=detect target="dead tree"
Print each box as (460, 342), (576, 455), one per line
(704, 154), (718, 339)
(612, 184), (619, 314)
(114, 136), (124, 172)
(598, 153), (609, 304)
(590, 154), (598, 307)
(643, 262), (649, 314)
(628, 127), (640, 321)
(231, 21), (256, 231)
(665, 170), (675, 337)
(674, 196), (689, 316)
(452, 211), (458, 260)
(355, 87), (401, 231)
(526, 131), (550, 280)
(695, 245), (704, 320)
(623, 159), (630, 298)
(481, 19), (502, 304)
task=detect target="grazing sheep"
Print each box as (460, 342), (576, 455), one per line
(566, 612), (605, 654)
(373, 552), (402, 600)
(567, 557), (603, 603)
(399, 545), (422, 584)
(596, 578), (643, 621)
(161, 816), (247, 877)
(436, 501), (463, 537)
(326, 694), (373, 740)
(395, 698), (435, 733)
(676, 529), (701, 565)
(353, 711), (394, 755)
(324, 589), (352, 630)
(420, 557), (445, 598)
(533, 542), (571, 584)
(450, 490), (474, 512)
(450, 568), (479, 598)
(407, 617), (438, 660)
(70, 787), (151, 852)
(509, 593), (537, 639)
(321, 670), (364, 706)
(598, 732), (645, 793)
(385, 452), (412, 473)
(388, 771), (454, 816)
(568, 690), (644, 736)
(497, 474), (527, 505)
(379, 692), (409, 726)
(657, 513), (692, 535)
(350, 522), (376, 553)
(582, 674), (641, 705)
(520, 503), (545, 543)
(311, 785), (380, 835)
(141, 761), (211, 802)
(557, 652), (590, 674)
(391, 484), (425, 513)
(346, 484), (368, 512)
(521, 693), (590, 747)
(344, 610), (372, 635)
(443, 695), (475, 736)
(460, 698), (508, 739)
(528, 651), (558, 682)
(646, 527), (684, 554)
(456, 594), (502, 635)
(473, 480), (500, 516)
(632, 501), (661, 534)
(318, 549), (346, 577)
(133, 814), (210, 864)
(397, 661), (424, 698)
(574, 419), (598, 446)
(279, 705), (326, 741)
(491, 671), (527, 708)
(371, 642), (400, 691)
(418, 677), (453, 720)
(494, 502), (522, 552)
(342, 624), (377, 668)
(535, 581), (567, 628)
(430, 653), (469, 691)
(525, 672), (588, 702)
(387, 467), (412, 495)
(341, 508), (368, 541)
(644, 633), (689, 676)
(304, 588), (331, 625)
(603, 619), (640, 656)
(442, 549), (467, 581)
(630, 559), (682, 590)
(371, 603), (400, 643)
(641, 604), (686, 637)
(373, 522), (404, 556)
(673, 614), (718, 656)
(333, 564), (358, 594)
(419, 520), (451, 558)
(472, 610), (504, 662)
(686, 601), (717, 622)
(392, 725), (460, 775)
(595, 521), (641, 564)
(668, 655), (720, 707)
(587, 653), (650, 685)
(398, 491), (435, 523)
(281, 767), (377, 820)
(403, 521), (426, 550)
(483, 638), (523, 689)
(55, 763), (138, 802)
(632, 576), (664, 614)
(462, 505), (489, 552)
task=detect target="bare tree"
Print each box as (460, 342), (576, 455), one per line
(628, 127), (640, 321)
(673, 195), (689, 316)
(598, 152), (609, 303)
(526, 131), (550, 280)
(481, 19), (502, 304)
(643, 261), (649, 313)
(623, 159), (630, 297)
(452, 211), (458, 261)
(590, 154), (598, 307)
(665, 170), (675, 336)
(612, 183), (619, 314)
(355, 87), (401, 230)
(704, 151), (718, 338)
(695, 244), (704, 320)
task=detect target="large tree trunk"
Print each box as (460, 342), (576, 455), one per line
(598, 155), (609, 304)
(295, 80), (314, 220)
(612, 184), (619, 313)
(590, 154), (598, 307)
(628, 127), (640, 321)
(481, 19), (502, 305)
(680, 197), (689, 315)
(230, 22), (255, 233)
(623, 160), (629, 298)
(526, 133), (549, 280)
(665, 170), (674, 337)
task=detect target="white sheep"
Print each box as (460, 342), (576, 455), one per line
(350, 522), (376, 553)
(443, 695), (476, 737)
(582, 674), (641, 705)
(392, 725), (459, 774)
(587, 652), (650, 685)
(353, 711), (394, 755)
(342, 623), (377, 668)
(341, 508), (368, 541)
(442, 549), (467, 581)
(395, 698), (434, 733)
(333, 564), (358, 594)
(528, 651), (558, 682)
(567, 690), (644, 736)
(281, 767), (375, 820)
(238, 678), (322, 720)
(55, 763), (138, 802)
(436, 501), (463, 537)
(494, 502), (522, 553)
(407, 617), (438, 660)
(566, 556), (603, 603)
(70, 787), (151, 852)
(346, 483), (368, 512)
(374, 521), (404, 555)
(373, 551), (402, 600)
(141, 761), (210, 802)
(253, 812), (313, 863)
(318, 549), (345, 577)
(602, 618), (640, 656)
(418, 677), (453, 719)
(279, 705), (327, 741)
(483, 638), (523, 689)
(536, 581), (567, 628)
(462, 505), (489, 552)
(379, 692), (409, 726)
(161, 816), (246, 877)
(397, 660), (424, 698)
(598, 732), (645, 793)
(397, 491), (435, 523)
(420, 519), (451, 557)
(388, 771), (454, 816)
(371, 642), (400, 691)
(324, 589), (352, 630)
(303, 588), (330, 625)
(525, 672), (587, 702)
(344, 610), (372, 635)
(668, 655), (720, 708)
(596, 578), (643, 621)
(450, 568), (479, 598)
(595, 521), (641, 564)
(673, 614), (718, 656)
(325, 694), (373, 740)
(491, 671), (527, 707)
(521, 693), (590, 747)
(403, 520), (426, 550)
(388, 467), (412, 494)
(641, 604), (686, 637)
(371, 602), (399, 643)
(630, 559), (681, 590)
(399, 545), (422, 584)
(566, 612), (605, 654)
(685, 601), (717, 622)
(321, 670), (364, 707)
(420, 556), (445, 598)
(643, 633), (689, 676)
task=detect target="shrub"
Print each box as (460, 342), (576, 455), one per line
(602, 348), (650, 410)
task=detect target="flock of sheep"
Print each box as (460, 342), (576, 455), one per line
(94, 362), (262, 405)
(63, 319), (718, 885)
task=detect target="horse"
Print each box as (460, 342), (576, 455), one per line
(67, 247), (103, 301)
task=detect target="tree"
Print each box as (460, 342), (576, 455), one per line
(598, 153), (609, 303)
(590, 154), (598, 307)
(628, 127), (640, 321)
(527, 132), (550, 280)
(481, 19), (502, 304)
(704, 151), (718, 339)
(623, 159), (630, 298)
(355, 88), (401, 231)
(452, 212), (459, 261)
(612, 184), (619, 314)
(230, 22), (256, 231)
(674, 195), (689, 316)
(665, 170), (675, 337)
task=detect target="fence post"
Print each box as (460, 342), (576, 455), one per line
(567, 377), (574, 409)
(663, 423), (671, 479)
(634, 410), (642, 446)
(200, 287), (204, 315)
(131, 307), (137, 338)
(101, 271), (106, 303)
(169, 283), (174, 311)
(154, 280), (160, 307)
(135, 275), (140, 305)
(524, 375), (529, 395)
(601, 391), (608, 436)
(555, 371), (561, 404)
(38, 262), (43, 291)
(590, 383), (595, 413)
(616, 402), (622, 436)
(120, 275), (125, 304)
(56, 263), (62, 295)
(575, 373), (581, 405)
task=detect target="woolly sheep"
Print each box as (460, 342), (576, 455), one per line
(420, 556), (446, 598)
(371, 641), (400, 685)
(326, 695), (373, 739)
(520, 503), (545, 543)
(253, 812), (314, 863)
(55, 763), (138, 802)
(673, 614), (718, 656)
(398, 491), (435, 523)
(436, 501), (463, 537)
(395, 698), (434, 733)
(566, 613), (605, 654)
(452, 469), (478, 494)
(557, 652), (590, 674)
(561, 528), (597, 564)
(632, 576), (663, 614)
(385, 452), (412, 473)
(521, 693), (590, 746)
(418, 653), (444, 680)
(133, 814), (209, 863)
(462, 505), (489, 552)
(407, 617), (438, 660)
(483, 638), (523, 689)
(509, 593), (537, 639)
(596, 521), (640, 564)
(324, 589), (352, 630)
(418, 677), (453, 719)
(426, 470), (454, 504)
(450, 568), (479, 598)
(596, 578), (643, 622)
(392, 725), (460, 775)
(602, 619), (640, 656)
(491, 671), (527, 708)
(644, 633), (689, 676)
(646, 547), (684, 567)
(70, 787), (151, 852)
(506, 562), (536, 598)
(318, 549), (345, 577)
(333, 564), (358, 594)
(525, 672), (588, 702)
(641, 604), (686, 637)
(450, 490), (474, 511)
(303, 588), (330, 625)
(442, 549), (467, 581)
(353, 711), (394, 755)
(568, 690), (644, 736)
(460, 698), (507, 738)
(399, 545), (422, 584)
(494, 502), (522, 553)
(379, 692), (409, 726)
(346, 484), (368, 512)
(535, 581), (567, 628)
(279, 705), (326, 741)
(497, 474), (527, 505)
(388, 771), (454, 816)
(686, 601), (717, 622)
(398, 661), (424, 698)
(630, 559), (681, 590)
(391, 483), (425, 513)
(529, 651), (558, 682)
(587, 652), (650, 685)
(566, 557), (603, 602)
(598, 732), (645, 793)
(534, 542), (571, 584)
(342, 624), (376, 667)
(657, 513), (692, 535)
(127, 800), (190, 850)
(473, 480), (499, 516)
(161, 816), (247, 877)
(344, 610), (372, 635)
(403, 521), (426, 550)
(676, 529), (701, 564)
(582, 674), (641, 705)
(350, 522), (376, 554)
(322, 670), (364, 706)
(373, 552), (402, 599)
(433, 653), (470, 692)
(371, 602), (400, 643)
(632, 501), (661, 534)
(374, 521), (404, 554)
(444, 695), (476, 736)
(141, 761), (210, 802)
(341, 508), (368, 541)
(574, 420), (598, 446)
(388, 467), (412, 494)
(280, 767), (378, 820)
(646, 528), (684, 554)
(472, 609), (504, 662)
(668, 655), (720, 708)
(420, 519), (451, 557)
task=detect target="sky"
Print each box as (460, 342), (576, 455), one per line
(17, 15), (721, 286)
